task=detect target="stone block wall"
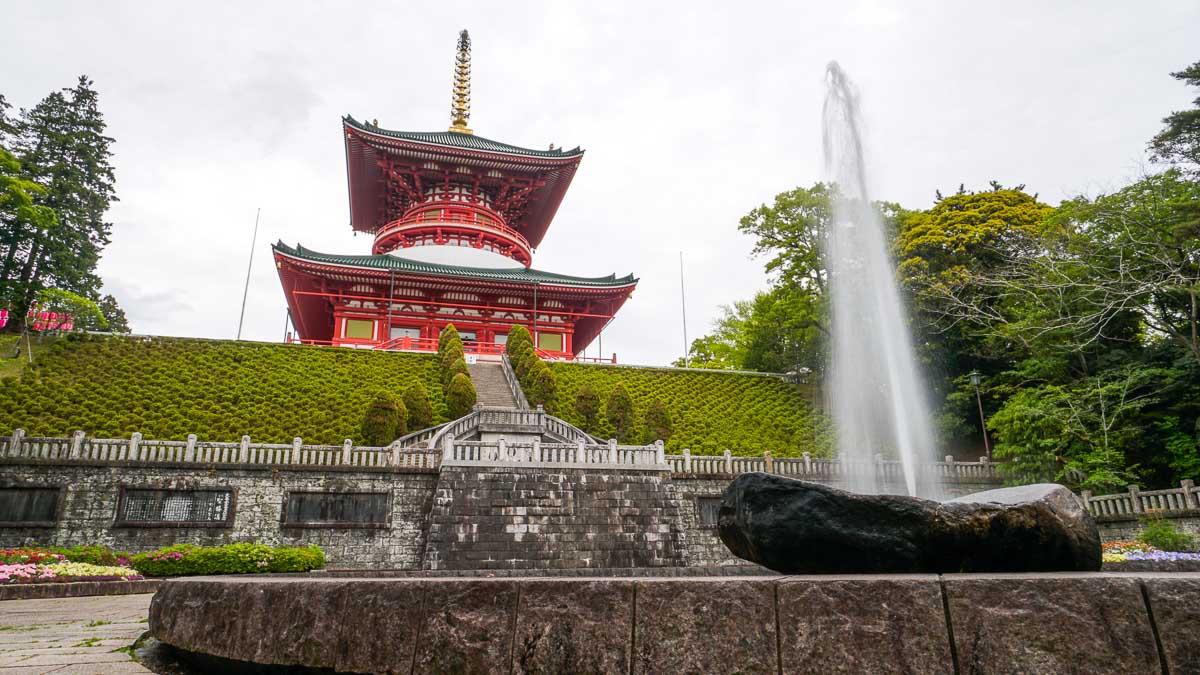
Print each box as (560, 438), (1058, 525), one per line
(423, 466), (689, 570)
(0, 460), (437, 568)
(1096, 511), (1200, 544)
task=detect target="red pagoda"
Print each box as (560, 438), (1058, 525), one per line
(274, 30), (637, 359)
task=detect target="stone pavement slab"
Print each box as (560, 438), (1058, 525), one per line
(0, 594), (152, 674)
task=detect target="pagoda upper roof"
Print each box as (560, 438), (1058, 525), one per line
(343, 117), (584, 248)
(273, 242), (637, 290)
(345, 116), (583, 159)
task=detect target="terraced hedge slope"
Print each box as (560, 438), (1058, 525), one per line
(549, 363), (831, 456)
(0, 335), (446, 444)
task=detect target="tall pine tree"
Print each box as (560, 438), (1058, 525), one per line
(1, 76), (117, 332)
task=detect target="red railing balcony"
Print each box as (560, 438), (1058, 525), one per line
(372, 200), (533, 266)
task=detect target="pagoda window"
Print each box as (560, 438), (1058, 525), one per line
(459, 331), (477, 342)
(538, 333), (564, 352)
(344, 319), (375, 340)
(389, 326), (421, 340)
(494, 333), (508, 346)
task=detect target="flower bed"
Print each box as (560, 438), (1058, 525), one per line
(0, 561), (143, 584)
(1101, 540), (1200, 564)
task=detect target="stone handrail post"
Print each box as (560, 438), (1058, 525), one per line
(576, 439), (585, 464)
(802, 452), (811, 474)
(944, 455), (955, 477)
(444, 433), (456, 462)
(764, 450), (773, 474)
(342, 439), (353, 465)
(10, 428), (24, 457)
(238, 435), (250, 463)
(724, 449), (732, 474)
(1080, 490), (1092, 511)
(655, 440), (665, 465)
(130, 432), (143, 459)
(1128, 485), (1143, 513)
(497, 438), (506, 462)
(292, 437), (302, 464)
(1183, 479), (1198, 509)
(186, 434), (197, 462)
(608, 439), (617, 464)
(683, 448), (692, 473)
(532, 438), (541, 463)
(70, 430), (85, 459)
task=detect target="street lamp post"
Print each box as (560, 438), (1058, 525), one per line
(969, 370), (991, 460)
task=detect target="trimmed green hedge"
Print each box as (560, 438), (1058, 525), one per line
(130, 543), (325, 577)
(0, 334), (447, 443)
(550, 363), (831, 457)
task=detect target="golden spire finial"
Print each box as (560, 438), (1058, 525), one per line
(449, 29), (472, 134)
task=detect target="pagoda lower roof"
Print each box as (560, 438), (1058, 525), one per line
(273, 242), (637, 290)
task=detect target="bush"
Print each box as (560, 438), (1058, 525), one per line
(504, 325), (533, 359)
(514, 348), (537, 384)
(606, 385), (635, 442)
(403, 382), (434, 431)
(438, 324), (461, 356)
(643, 398), (673, 444)
(130, 543), (325, 577)
(527, 361), (558, 413)
(360, 391), (406, 445)
(1138, 516), (1196, 552)
(574, 385), (600, 431)
(443, 356), (470, 388)
(48, 544), (132, 566)
(446, 372), (477, 419)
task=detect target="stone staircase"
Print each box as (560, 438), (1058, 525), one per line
(467, 360), (518, 408)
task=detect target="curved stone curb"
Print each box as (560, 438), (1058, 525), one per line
(0, 578), (160, 601)
(149, 573), (1200, 674)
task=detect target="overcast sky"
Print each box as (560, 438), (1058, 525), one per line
(4, 1), (1198, 365)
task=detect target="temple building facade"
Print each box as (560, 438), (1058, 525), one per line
(274, 30), (637, 359)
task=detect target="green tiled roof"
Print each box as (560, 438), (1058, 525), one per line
(274, 242), (636, 288)
(344, 116), (583, 159)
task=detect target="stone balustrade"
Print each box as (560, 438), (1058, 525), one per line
(0, 428), (441, 471)
(1082, 480), (1199, 518)
(443, 438), (667, 470)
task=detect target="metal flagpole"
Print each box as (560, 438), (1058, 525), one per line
(679, 250), (689, 367)
(236, 208), (261, 340)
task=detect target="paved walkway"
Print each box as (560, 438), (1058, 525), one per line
(0, 594), (153, 674)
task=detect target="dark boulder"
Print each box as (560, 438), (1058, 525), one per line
(718, 473), (1101, 574)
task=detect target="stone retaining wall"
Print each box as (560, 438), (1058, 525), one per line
(0, 460), (437, 567)
(423, 466), (688, 570)
(1096, 511), (1200, 543)
(149, 573), (1200, 674)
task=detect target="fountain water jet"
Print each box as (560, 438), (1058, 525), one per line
(822, 62), (938, 497)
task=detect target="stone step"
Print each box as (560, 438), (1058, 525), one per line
(466, 361), (517, 408)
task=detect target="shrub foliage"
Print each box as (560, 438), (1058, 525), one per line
(131, 543), (325, 577)
(643, 398), (674, 444)
(360, 391), (406, 445)
(403, 382), (434, 431)
(552, 363), (828, 455)
(0, 334), (446, 443)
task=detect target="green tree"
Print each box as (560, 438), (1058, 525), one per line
(527, 361), (557, 413)
(1149, 60), (1200, 174)
(403, 381), (434, 430)
(0, 146), (58, 313)
(573, 384), (600, 431)
(504, 325), (532, 358)
(446, 372), (477, 419)
(2, 77), (117, 333)
(643, 399), (673, 444)
(33, 288), (106, 331)
(360, 392), (406, 445)
(443, 355), (469, 388)
(438, 323), (461, 356)
(606, 384), (635, 442)
(96, 294), (129, 333)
